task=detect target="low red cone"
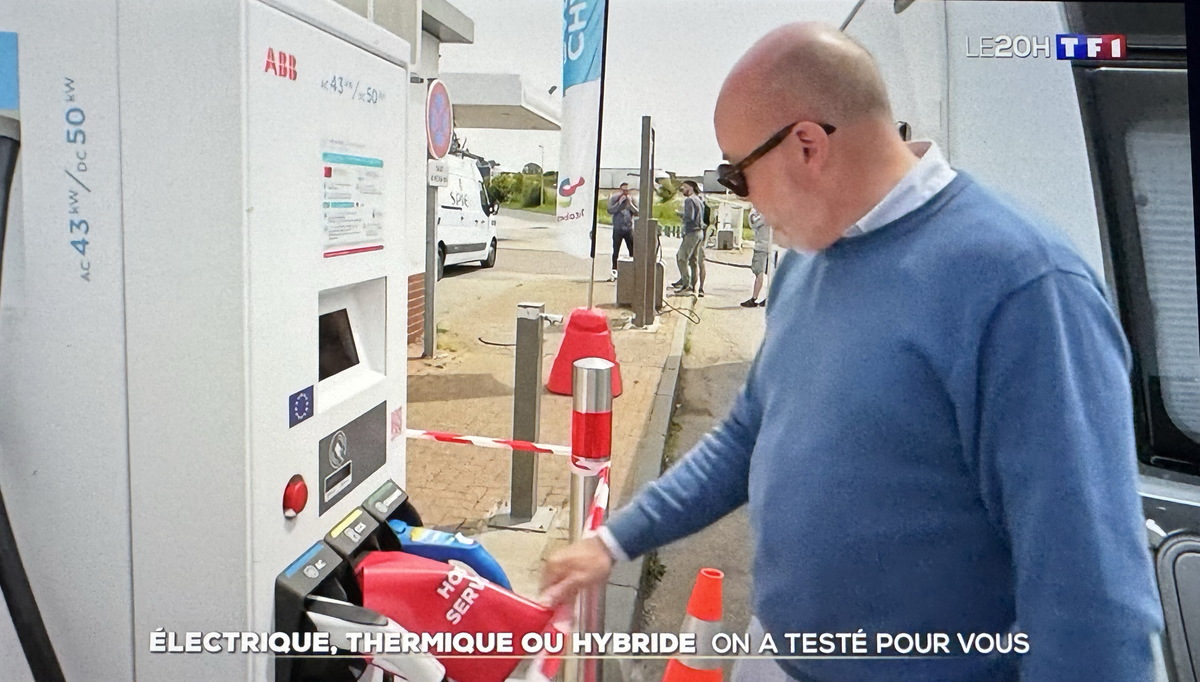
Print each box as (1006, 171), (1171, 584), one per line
(662, 568), (724, 682)
(547, 307), (622, 396)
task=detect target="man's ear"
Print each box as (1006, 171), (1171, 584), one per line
(796, 127), (814, 161)
(794, 122), (829, 165)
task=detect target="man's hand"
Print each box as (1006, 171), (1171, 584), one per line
(539, 537), (614, 607)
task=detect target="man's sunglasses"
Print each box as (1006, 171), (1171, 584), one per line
(716, 121), (836, 198)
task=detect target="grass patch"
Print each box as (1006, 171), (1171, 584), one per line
(502, 191), (707, 230)
(597, 196), (613, 226)
(514, 202), (556, 216)
(504, 188), (745, 233)
(640, 551), (667, 601)
(502, 189), (555, 215)
(593, 191), (683, 228)
(653, 200), (683, 227)
(434, 322), (459, 351)
(661, 419), (684, 472)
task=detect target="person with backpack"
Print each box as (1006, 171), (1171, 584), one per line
(672, 180), (706, 295)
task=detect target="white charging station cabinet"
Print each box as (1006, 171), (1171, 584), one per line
(0, 1), (411, 680)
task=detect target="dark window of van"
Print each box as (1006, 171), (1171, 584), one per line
(1127, 120), (1200, 443)
(1074, 65), (1199, 472)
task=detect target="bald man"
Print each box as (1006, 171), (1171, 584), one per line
(542, 22), (1162, 682)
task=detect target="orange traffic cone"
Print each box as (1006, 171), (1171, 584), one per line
(547, 307), (622, 397)
(662, 568), (724, 682)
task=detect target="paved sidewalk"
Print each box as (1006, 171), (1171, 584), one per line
(404, 209), (689, 598)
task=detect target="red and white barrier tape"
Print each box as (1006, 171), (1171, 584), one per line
(586, 465), (610, 533)
(403, 426), (610, 681)
(405, 428), (572, 457)
(405, 426), (610, 521)
(405, 427), (609, 517)
(405, 427), (613, 479)
(526, 608), (572, 682)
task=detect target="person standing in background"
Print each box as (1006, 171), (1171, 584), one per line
(742, 207), (771, 307)
(673, 180), (705, 295)
(606, 182), (638, 281)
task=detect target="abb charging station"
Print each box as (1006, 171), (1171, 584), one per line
(0, 1), (423, 680)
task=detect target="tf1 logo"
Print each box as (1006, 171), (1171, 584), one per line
(1056, 34), (1126, 60)
(965, 34), (1125, 60)
(264, 47), (297, 80)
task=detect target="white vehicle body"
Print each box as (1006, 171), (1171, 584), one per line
(436, 153), (497, 275)
(845, 0), (1107, 271)
(846, 0), (1196, 481)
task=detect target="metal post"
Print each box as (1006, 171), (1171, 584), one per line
(566, 357), (612, 682)
(489, 304), (557, 532)
(633, 116), (657, 327)
(423, 184), (438, 358)
(510, 303), (543, 519)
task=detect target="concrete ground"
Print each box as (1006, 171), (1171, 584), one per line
(624, 240), (768, 682)
(404, 208), (689, 599)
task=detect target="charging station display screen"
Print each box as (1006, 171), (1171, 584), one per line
(319, 309), (360, 381)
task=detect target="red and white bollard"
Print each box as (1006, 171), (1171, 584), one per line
(570, 357), (613, 476)
(566, 357), (613, 682)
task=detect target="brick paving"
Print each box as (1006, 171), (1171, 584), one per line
(403, 211), (682, 533)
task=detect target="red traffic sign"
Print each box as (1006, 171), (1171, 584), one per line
(426, 80), (453, 160)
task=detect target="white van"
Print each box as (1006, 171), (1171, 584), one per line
(436, 153), (498, 279)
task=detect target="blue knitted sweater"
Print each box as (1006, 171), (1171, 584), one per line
(607, 173), (1163, 681)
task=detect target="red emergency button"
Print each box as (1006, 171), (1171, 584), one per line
(283, 475), (308, 518)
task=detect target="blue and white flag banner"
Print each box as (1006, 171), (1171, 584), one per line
(556, 0), (607, 258)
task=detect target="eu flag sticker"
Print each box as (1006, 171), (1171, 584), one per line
(289, 386), (314, 428)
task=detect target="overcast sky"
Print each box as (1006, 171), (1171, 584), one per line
(439, 0), (858, 175)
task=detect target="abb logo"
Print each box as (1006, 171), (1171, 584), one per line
(265, 47), (297, 80)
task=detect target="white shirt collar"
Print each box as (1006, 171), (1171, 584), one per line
(842, 141), (957, 239)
